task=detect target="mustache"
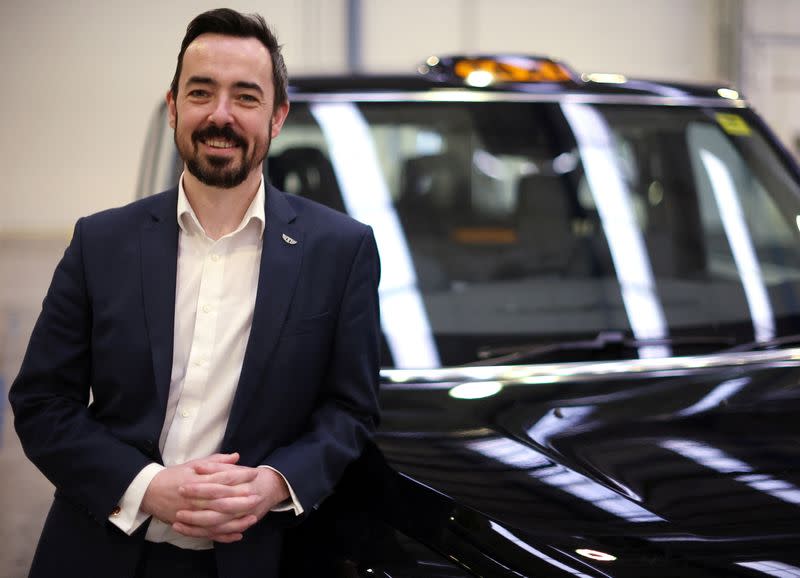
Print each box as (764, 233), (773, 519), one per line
(192, 125), (247, 148)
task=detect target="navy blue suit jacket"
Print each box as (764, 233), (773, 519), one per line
(9, 185), (381, 577)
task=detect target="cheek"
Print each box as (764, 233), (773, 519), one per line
(176, 107), (208, 132)
(251, 123), (272, 145)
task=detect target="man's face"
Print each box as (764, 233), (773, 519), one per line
(166, 33), (289, 189)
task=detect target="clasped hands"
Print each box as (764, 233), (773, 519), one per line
(141, 452), (290, 543)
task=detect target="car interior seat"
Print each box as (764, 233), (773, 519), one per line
(268, 146), (346, 213)
(513, 173), (585, 276)
(396, 153), (469, 230)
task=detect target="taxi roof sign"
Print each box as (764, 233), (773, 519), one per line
(419, 54), (579, 86)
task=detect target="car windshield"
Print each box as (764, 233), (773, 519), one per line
(105, 95), (784, 369)
(265, 100), (800, 368)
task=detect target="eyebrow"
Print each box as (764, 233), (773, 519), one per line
(185, 76), (264, 96)
(233, 81), (264, 96)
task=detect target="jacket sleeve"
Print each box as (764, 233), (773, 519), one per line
(262, 225), (382, 514)
(8, 218), (153, 523)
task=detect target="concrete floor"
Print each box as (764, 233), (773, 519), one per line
(1, 237), (69, 578)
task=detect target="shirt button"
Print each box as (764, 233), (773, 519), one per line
(111, 506), (121, 517)
(211, 254), (220, 262)
(180, 409), (191, 418)
(202, 304), (211, 313)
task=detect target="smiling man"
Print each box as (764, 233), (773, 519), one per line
(9, 8), (381, 578)
(170, 31), (278, 192)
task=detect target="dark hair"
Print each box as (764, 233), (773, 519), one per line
(170, 8), (288, 107)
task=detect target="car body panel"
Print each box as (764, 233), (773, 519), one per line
(140, 57), (800, 577)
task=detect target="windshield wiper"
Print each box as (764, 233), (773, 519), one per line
(466, 331), (737, 366)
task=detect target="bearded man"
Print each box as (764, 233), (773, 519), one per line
(9, 8), (381, 578)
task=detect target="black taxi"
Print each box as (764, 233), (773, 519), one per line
(140, 55), (800, 577)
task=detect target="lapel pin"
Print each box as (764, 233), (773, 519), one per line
(282, 233), (298, 245)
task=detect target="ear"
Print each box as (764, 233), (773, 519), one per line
(270, 101), (290, 138)
(166, 89), (177, 129)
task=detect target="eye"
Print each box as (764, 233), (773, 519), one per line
(238, 94), (259, 103)
(187, 89), (210, 99)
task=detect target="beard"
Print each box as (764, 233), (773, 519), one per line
(175, 121), (270, 189)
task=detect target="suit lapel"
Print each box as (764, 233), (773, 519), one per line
(140, 190), (179, 413)
(223, 186), (303, 448)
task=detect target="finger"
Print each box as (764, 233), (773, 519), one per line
(211, 533), (244, 543)
(180, 482), (252, 500)
(175, 509), (233, 528)
(179, 493), (260, 516)
(173, 514), (257, 537)
(172, 522), (215, 538)
(206, 452), (240, 464)
(191, 461), (244, 476)
(201, 495), (262, 516)
(212, 514), (258, 535)
(194, 466), (259, 486)
(181, 497), (212, 511)
(207, 515), (258, 535)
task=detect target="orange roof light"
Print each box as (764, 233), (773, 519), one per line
(420, 55), (578, 86)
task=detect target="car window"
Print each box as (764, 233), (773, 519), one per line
(268, 101), (800, 367)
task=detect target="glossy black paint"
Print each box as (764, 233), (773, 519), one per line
(283, 362), (800, 577)
(137, 54), (800, 576)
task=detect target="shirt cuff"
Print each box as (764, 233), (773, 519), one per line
(259, 465), (304, 516)
(108, 463), (165, 534)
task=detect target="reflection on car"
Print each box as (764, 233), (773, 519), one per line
(140, 55), (800, 577)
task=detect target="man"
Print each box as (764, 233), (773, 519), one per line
(9, 8), (381, 578)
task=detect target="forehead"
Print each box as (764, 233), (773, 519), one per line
(181, 33), (273, 87)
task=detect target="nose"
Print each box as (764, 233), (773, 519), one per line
(207, 95), (234, 126)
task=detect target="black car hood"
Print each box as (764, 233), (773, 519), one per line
(373, 354), (800, 576)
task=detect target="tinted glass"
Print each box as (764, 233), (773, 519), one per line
(268, 102), (800, 368)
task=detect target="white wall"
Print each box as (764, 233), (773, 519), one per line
(0, 0), (346, 234)
(363, 0), (720, 82)
(741, 0), (800, 159)
(5, 0), (784, 235)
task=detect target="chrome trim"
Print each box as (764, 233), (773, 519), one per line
(379, 347), (800, 388)
(289, 90), (748, 108)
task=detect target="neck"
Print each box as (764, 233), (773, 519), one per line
(182, 169), (262, 240)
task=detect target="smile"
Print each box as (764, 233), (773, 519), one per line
(204, 139), (238, 149)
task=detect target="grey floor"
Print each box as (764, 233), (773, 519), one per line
(1, 237), (69, 578)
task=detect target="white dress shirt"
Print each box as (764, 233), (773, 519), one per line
(109, 175), (300, 549)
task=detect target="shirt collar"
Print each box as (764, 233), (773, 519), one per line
(177, 172), (266, 239)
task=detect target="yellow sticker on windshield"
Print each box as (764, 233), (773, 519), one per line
(715, 113), (751, 136)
